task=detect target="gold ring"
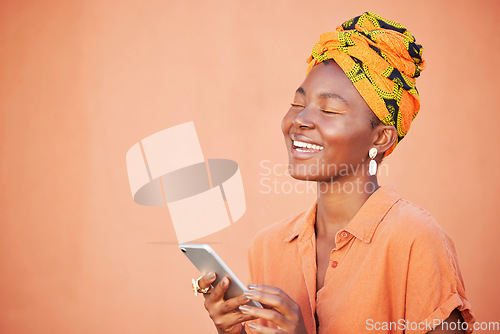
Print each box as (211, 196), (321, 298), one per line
(192, 276), (210, 296)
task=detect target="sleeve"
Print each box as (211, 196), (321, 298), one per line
(404, 220), (475, 334)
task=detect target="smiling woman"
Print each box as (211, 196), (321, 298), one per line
(196, 12), (475, 334)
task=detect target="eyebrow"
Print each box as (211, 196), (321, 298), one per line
(295, 87), (348, 104)
(318, 92), (348, 104)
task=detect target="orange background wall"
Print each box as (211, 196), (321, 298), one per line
(1, 0), (499, 333)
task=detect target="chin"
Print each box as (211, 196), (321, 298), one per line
(288, 168), (328, 182)
(289, 173), (311, 181)
(287, 160), (331, 182)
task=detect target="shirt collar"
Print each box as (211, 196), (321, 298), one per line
(283, 185), (401, 243)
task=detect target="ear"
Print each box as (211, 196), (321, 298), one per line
(372, 125), (398, 160)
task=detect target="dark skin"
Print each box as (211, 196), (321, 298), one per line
(198, 61), (465, 333)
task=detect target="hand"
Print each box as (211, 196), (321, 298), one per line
(238, 285), (307, 334)
(198, 272), (257, 334)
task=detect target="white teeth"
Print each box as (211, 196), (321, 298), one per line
(293, 140), (324, 151)
(294, 141), (305, 148)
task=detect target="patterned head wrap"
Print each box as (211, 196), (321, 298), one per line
(306, 12), (425, 157)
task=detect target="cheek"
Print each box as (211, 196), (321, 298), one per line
(281, 110), (294, 136)
(322, 121), (372, 160)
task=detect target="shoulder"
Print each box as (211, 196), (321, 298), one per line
(249, 209), (306, 249)
(390, 198), (448, 235)
(246, 204), (313, 282)
(381, 197), (457, 257)
(247, 200), (315, 257)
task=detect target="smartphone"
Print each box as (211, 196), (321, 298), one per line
(179, 243), (262, 308)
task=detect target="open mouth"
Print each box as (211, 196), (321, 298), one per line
(292, 140), (324, 153)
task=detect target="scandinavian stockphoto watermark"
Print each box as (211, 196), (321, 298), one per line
(259, 159), (389, 195)
(366, 318), (499, 332)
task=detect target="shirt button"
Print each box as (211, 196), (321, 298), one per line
(331, 261), (338, 268)
(341, 231), (348, 238)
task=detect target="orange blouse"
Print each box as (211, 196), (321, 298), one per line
(244, 186), (475, 334)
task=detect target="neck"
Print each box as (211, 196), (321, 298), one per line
(315, 174), (379, 239)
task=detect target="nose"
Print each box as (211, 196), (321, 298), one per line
(292, 108), (315, 129)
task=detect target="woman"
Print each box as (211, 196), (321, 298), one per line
(196, 12), (475, 334)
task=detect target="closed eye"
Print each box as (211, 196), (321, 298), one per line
(321, 109), (346, 114)
(290, 103), (305, 108)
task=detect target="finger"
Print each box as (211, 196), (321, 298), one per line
(198, 272), (217, 290)
(198, 272), (217, 301)
(243, 289), (297, 319)
(218, 293), (254, 314)
(246, 321), (286, 334)
(239, 305), (290, 330)
(248, 285), (295, 309)
(212, 310), (256, 333)
(219, 311), (258, 329)
(206, 276), (230, 304)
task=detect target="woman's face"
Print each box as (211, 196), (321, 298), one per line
(281, 61), (377, 182)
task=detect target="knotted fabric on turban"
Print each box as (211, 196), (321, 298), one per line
(306, 12), (425, 157)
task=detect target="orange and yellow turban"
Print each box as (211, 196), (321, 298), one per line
(306, 12), (425, 157)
